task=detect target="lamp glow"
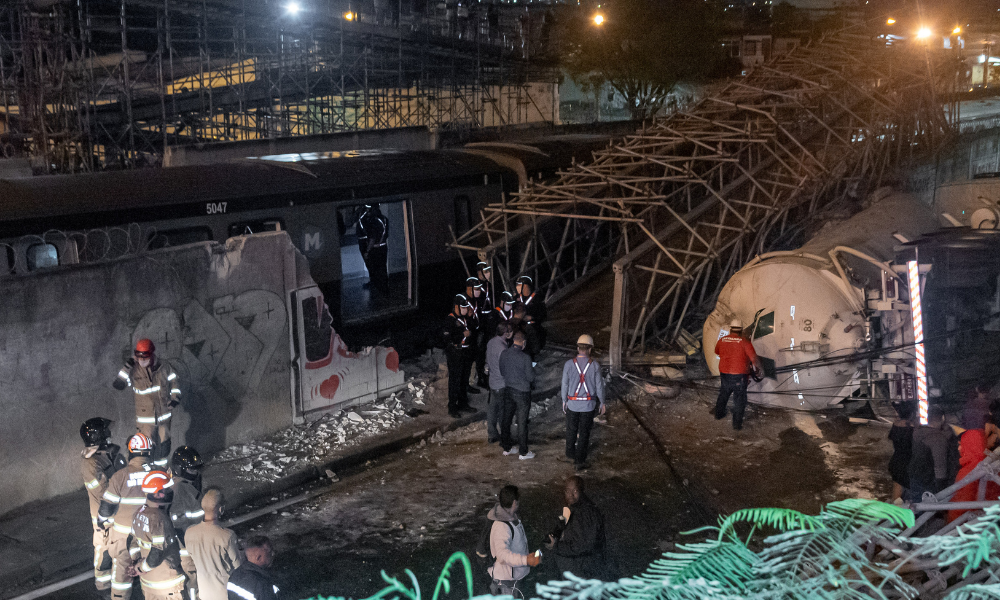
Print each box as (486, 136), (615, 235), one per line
(952, 26), (961, 34)
(886, 18), (896, 25)
(907, 260), (929, 425)
(285, 1), (302, 15)
(916, 27), (932, 40)
(344, 10), (355, 19)
(593, 13), (604, 25)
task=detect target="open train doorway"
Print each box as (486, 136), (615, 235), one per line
(337, 201), (414, 322)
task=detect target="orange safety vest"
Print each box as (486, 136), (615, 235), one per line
(569, 359), (593, 401)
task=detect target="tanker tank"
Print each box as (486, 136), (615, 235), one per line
(703, 190), (938, 410)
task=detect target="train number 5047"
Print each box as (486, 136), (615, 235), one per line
(206, 202), (228, 214)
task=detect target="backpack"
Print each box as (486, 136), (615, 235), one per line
(475, 519), (514, 568)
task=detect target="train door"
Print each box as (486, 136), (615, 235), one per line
(336, 200), (415, 322)
(289, 285), (403, 419)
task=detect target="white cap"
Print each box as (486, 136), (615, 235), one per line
(730, 318), (743, 328)
(577, 334), (595, 346)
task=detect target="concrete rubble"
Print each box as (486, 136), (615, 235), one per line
(213, 378), (433, 482)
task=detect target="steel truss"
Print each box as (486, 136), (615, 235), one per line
(0, 0), (558, 172)
(452, 24), (952, 369)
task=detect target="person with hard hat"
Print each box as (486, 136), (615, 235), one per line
(130, 471), (186, 599)
(113, 338), (181, 468)
(80, 417), (126, 592)
(559, 335), (607, 470)
(713, 318), (762, 431)
(441, 294), (478, 418)
(357, 203), (390, 294)
(170, 446), (206, 599)
(99, 433), (155, 600)
(186, 490), (242, 600)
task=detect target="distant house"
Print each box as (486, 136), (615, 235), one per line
(722, 35), (801, 72)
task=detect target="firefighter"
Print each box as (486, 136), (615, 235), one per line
(131, 471), (187, 599)
(442, 294), (477, 418)
(113, 339), (181, 468)
(358, 203), (390, 294)
(99, 433), (155, 600)
(170, 446), (205, 600)
(476, 262), (494, 311)
(514, 275), (547, 324)
(81, 417), (125, 591)
(713, 318), (762, 431)
(493, 291), (515, 327)
(465, 276), (487, 390)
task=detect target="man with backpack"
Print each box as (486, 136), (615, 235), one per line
(477, 485), (541, 596)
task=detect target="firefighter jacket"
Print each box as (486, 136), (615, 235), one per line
(714, 332), (760, 375)
(358, 208), (388, 252)
(115, 361), (181, 428)
(441, 313), (471, 352)
(169, 478), (204, 541)
(81, 445), (123, 525)
(515, 292), (547, 324)
(99, 456), (152, 536)
(131, 503), (186, 592)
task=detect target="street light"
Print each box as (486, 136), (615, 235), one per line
(344, 10), (356, 20)
(285, 1), (302, 15)
(886, 17), (896, 25)
(952, 26), (962, 35)
(592, 13), (604, 25)
(916, 27), (932, 40)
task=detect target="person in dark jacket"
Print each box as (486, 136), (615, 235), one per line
(907, 406), (959, 502)
(544, 476), (607, 580)
(499, 331), (536, 460)
(227, 536), (280, 600)
(888, 401), (915, 504)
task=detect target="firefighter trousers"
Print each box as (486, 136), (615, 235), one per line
(107, 530), (136, 600)
(92, 526), (113, 590)
(180, 544), (198, 600)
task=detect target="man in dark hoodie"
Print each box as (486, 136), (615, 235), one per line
(545, 476), (607, 580)
(487, 485), (542, 596)
(227, 536), (280, 600)
(908, 405), (959, 501)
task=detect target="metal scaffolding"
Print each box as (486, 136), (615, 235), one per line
(452, 24), (953, 369)
(0, 0), (559, 172)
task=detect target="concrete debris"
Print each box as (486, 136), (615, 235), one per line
(213, 378), (432, 482)
(529, 396), (559, 419)
(650, 366), (684, 380)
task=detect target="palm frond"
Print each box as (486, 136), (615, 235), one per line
(906, 505), (1000, 577)
(634, 539), (757, 592)
(717, 508), (822, 541)
(820, 499), (914, 530)
(943, 583), (1000, 600)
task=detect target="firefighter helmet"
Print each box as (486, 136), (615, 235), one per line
(80, 417), (113, 447)
(515, 275), (533, 285)
(453, 294), (471, 308)
(171, 446), (204, 479)
(134, 338), (155, 358)
(466, 277), (483, 289)
(500, 291), (514, 305)
(141, 470), (174, 503)
(128, 433), (153, 456)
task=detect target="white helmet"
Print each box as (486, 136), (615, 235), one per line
(577, 334), (595, 346)
(730, 318), (743, 329)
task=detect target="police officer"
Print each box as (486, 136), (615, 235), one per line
(99, 433), (155, 600)
(713, 318), (762, 431)
(113, 339), (181, 468)
(465, 276), (488, 390)
(476, 262), (494, 311)
(514, 275), (547, 324)
(170, 447), (205, 600)
(81, 417), (125, 591)
(492, 291), (515, 329)
(131, 471), (186, 599)
(442, 294), (477, 418)
(358, 203), (390, 294)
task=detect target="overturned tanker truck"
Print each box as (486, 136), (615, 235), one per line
(703, 190), (938, 411)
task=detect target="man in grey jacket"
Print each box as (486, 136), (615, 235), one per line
(485, 322), (513, 444)
(499, 332), (536, 460)
(559, 334), (606, 470)
(488, 485), (541, 596)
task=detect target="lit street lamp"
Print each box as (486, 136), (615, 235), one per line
(285, 1), (302, 15)
(593, 13), (604, 26)
(915, 27), (932, 40)
(886, 17), (895, 25)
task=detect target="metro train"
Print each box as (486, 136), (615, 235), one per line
(0, 135), (615, 345)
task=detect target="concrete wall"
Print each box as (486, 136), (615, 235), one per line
(0, 232), (402, 515)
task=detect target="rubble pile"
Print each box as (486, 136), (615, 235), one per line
(529, 395), (560, 419)
(213, 379), (432, 482)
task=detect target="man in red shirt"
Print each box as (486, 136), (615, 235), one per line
(713, 318), (762, 430)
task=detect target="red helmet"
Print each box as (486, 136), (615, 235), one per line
(141, 470), (173, 494)
(128, 433), (153, 455)
(134, 339), (155, 358)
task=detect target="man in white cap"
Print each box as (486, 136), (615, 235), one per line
(559, 334), (606, 470)
(713, 318), (762, 430)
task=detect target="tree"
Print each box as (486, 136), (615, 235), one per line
(557, 0), (734, 121)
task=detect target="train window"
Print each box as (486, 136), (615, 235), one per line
(2, 245), (13, 274)
(453, 195), (473, 236)
(228, 219), (284, 238)
(26, 243), (58, 271)
(147, 227), (213, 250)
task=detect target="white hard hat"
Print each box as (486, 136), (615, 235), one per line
(730, 318), (743, 328)
(577, 334), (595, 346)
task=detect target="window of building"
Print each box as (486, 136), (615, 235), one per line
(744, 40), (757, 56)
(26, 243), (58, 271)
(147, 227), (214, 250)
(228, 219), (284, 239)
